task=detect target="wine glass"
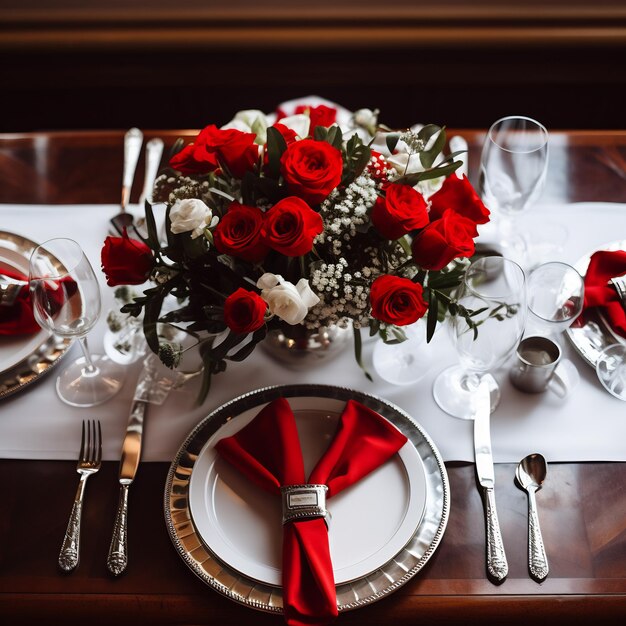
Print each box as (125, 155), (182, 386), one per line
(432, 256), (527, 419)
(29, 238), (124, 407)
(372, 319), (443, 386)
(526, 262), (584, 339)
(478, 116), (549, 265)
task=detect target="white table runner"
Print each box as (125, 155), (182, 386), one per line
(1, 202), (625, 463)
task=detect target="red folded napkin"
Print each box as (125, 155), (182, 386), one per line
(0, 267), (41, 336)
(216, 397), (408, 626)
(583, 250), (626, 338)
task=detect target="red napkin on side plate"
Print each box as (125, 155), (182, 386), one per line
(583, 250), (626, 338)
(0, 267), (41, 336)
(216, 396), (408, 626)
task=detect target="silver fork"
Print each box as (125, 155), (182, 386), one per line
(58, 419), (102, 572)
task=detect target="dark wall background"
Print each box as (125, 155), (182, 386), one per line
(2, 1), (626, 131)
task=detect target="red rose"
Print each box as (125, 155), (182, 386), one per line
(280, 139), (343, 205)
(429, 175), (490, 235)
(213, 202), (269, 263)
(411, 209), (476, 271)
(223, 288), (267, 334)
(262, 196), (323, 256)
(169, 125), (258, 178)
(101, 229), (154, 286)
(294, 104), (337, 131)
(371, 183), (429, 240)
(272, 123), (298, 145)
(370, 275), (428, 326)
(276, 104), (338, 133)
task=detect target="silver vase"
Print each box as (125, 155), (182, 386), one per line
(261, 323), (352, 368)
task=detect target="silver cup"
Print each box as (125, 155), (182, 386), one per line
(510, 336), (569, 396)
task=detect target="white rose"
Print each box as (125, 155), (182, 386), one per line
(169, 199), (213, 239)
(256, 273), (320, 325)
(277, 114), (310, 139)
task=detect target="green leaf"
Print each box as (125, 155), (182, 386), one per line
(353, 326), (373, 382)
(420, 127), (446, 169)
(314, 126), (328, 141)
(326, 125), (343, 151)
(143, 289), (166, 353)
(143, 200), (160, 251)
(386, 133), (400, 154)
(426, 291), (439, 343)
(227, 327), (267, 362)
(417, 124), (441, 145)
(266, 126), (288, 179)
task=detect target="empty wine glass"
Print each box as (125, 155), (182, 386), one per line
(372, 319), (443, 386)
(478, 116), (549, 265)
(526, 262), (584, 338)
(29, 238), (124, 407)
(433, 256), (527, 419)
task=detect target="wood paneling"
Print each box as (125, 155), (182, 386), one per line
(1, 1), (626, 131)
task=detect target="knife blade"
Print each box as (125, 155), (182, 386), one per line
(473, 378), (508, 582)
(106, 374), (148, 576)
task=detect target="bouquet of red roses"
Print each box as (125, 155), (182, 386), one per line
(101, 100), (489, 401)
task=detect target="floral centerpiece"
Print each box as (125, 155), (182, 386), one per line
(101, 98), (489, 401)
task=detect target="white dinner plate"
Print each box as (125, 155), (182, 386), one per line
(188, 396), (427, 586)
(165, 384), (449, 615)
(0, 232), (71, 399)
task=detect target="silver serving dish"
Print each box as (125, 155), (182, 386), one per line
(0, 231), (72, 399)
(164, 383), (449, 615)
(566, 239), (626, 367)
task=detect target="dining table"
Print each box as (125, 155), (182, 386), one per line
(1, 128), (625, 626)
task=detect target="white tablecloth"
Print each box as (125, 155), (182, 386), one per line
(1, 202), (625, 463)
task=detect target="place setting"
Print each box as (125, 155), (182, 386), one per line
(2, 96), (626, 625)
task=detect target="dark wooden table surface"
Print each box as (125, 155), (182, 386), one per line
(1, 130), (625, 625)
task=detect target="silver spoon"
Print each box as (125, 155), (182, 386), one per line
(515, 453), (549, 581)
(110, 128), (143, 236)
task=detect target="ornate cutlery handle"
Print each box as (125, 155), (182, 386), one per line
(58, 475), (88, 571)
(527, 490), (549, 580)
(483, 486), (508, 581)
(107, 484), (130, 576)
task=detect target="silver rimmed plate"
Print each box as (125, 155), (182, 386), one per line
(164, 384), (449, 615)
(0, 231), (72, 399)
(566, 239), (626, 367)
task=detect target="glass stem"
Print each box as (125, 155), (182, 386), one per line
(461, 371), (482, 392)
(78, 336), (99, 375)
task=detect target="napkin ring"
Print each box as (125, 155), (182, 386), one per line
(281, 484), (329, 527)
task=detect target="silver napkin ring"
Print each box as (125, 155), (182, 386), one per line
(281, 484), (329, 527)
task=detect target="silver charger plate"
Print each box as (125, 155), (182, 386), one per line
(566, 239), (626, 367)
(164, 383), (449, 615)
(0, 231), (72, 400)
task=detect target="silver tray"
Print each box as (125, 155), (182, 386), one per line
(0, 231), (72, 399)
(566, 239), (626, 367)
(164, 384), (449, 615)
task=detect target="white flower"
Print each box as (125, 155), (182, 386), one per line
(277, 114), (310, 139)
(352, 108), (379, 135)
(256, 273), (320, 325)
(169, 199), (214, 239)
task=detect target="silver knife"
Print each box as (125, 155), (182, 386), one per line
(474, 379), (508, 581)
(107, 373), (148, 576)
